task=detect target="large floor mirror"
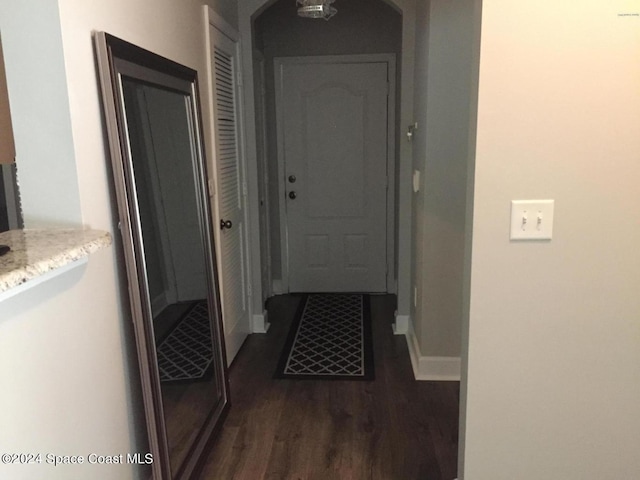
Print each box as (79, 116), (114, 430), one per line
(95, 33), (230, 479)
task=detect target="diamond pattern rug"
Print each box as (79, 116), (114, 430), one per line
(156, 300), (214, 383)
(275, 294), (374, 380)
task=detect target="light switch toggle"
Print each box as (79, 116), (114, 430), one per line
(510, 200), (554, 240)
(413, 170), (421, 193)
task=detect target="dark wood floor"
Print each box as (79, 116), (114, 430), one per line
(198, 294), (459, 480)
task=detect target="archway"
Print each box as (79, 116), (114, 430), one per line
(237, 0), (416, 334)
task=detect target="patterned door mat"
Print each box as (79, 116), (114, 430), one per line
(274, 294), (374, 381)
(156, 300), (214, 383)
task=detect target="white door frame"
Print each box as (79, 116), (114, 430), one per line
(204, 6), (260, 339)
(274, 54), (397, 294)
(239, 0), (416, 334)
(254, 50), (273, 301)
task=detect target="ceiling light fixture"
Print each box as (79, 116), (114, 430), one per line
(297, 0), (337, 20)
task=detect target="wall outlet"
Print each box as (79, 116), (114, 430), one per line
(510, 200), (554, 240)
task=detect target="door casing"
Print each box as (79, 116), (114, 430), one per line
(274, 54), (397, 294)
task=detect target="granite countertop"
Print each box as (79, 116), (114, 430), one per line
(0, 228), (112, 293)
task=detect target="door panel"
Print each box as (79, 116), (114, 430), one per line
(209, 25), (249, 363)
(279, 61), (388, 292)
(305, 85), (365, 219)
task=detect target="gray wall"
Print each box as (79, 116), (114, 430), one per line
(210, 0), (238, 29)
(255, 0), (402, 288)
(411, 0), (430, 345)
(412, 0), (476, 357)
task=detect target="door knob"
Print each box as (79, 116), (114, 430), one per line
(288, 175), (296, 183)
(220, 219), (232, 230)
(288, 191), (297, 200)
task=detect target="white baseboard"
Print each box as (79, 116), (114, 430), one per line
(252, 310), (270, 333)
(406, 320), (461, 381)
(393, 312), (409, 335)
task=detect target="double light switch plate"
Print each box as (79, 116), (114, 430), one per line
(510, 200), (555, 240)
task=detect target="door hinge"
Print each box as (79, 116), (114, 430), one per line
(242, 181), (248, 196)
(208, 179), (215, 197)
(237, 73), (243, 87)
(247, 282), (252, 297)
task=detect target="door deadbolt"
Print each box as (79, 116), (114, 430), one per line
(288, 175), (296, 183)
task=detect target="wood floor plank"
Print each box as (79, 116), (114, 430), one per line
(197, 294), (459, 480)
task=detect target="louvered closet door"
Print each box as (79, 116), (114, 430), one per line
(209, 25), (249, 364)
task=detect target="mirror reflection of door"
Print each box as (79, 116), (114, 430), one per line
(121, 80), (225, 474)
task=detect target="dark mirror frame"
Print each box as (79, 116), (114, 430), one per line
(94, 32), (229, 479)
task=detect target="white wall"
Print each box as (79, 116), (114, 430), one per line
(460, 1), (640, 478)
(0, 0), (81, 226)
(57, 0), (237, 231)
(0, 1), (238, 479)
(0, 256), (147, 480)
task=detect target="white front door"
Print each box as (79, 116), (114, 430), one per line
(277, 60), (389, 293)
(208, 23), (250, 363)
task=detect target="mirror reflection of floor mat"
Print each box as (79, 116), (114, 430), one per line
(157, 300), (214, 383)
(275, 294), (374, 381)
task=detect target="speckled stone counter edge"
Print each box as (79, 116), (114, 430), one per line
(0, 229), (112, 292)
